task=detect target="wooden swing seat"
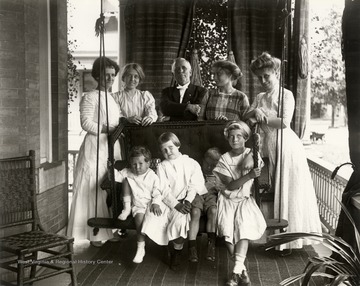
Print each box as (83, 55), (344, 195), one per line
(89, 121), (229, 233)
(88, 120), (288, 233)
(265, 219), (289, 231)
(88, 159), (208, 232)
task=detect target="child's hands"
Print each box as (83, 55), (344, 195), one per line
(184, 200), (192, 210)
(174, 202), (191, 214)
(248, 167), (261, 179)
(220, 189), (230, 199)
(150, 204), (162, 216)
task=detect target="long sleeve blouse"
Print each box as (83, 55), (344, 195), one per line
(80, 90), (120, 135)
(113, 89), (158, 122)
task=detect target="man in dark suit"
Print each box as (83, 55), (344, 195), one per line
(159, 57), (208, 121)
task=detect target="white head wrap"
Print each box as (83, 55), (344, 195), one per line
(223, 120), (251, 140)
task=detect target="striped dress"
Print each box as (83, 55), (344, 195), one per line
(67, 90), (121, 242)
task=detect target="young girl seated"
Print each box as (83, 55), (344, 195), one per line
(213, 121), (266, 286)
(144, 132), (206, 271)
(114, 146), (163, 263)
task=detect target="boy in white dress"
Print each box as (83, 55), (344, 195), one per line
(115, 146), (163, 263)
(155, 132), (206, 271)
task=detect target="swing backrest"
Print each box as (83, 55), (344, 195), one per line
(118, 121), (233, 164)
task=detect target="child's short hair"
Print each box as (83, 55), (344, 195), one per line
(158, 132), (181, 147)
(224, 120), (251, 141)
(128, 146), (152, 162)
(204, 147), (222, 161)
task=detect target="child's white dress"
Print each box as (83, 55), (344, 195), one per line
(214, 149), (266, 245)
(142, 154), (206, 245)
(114, 168), (162, 216)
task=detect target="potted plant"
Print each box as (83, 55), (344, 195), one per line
(263, 202), (360, 286)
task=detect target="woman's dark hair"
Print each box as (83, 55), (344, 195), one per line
(121, 63), (145, 82)
(212, 60), (243, 80)
(128, 146), (152, 162)
(250, 52), (281, 74)
(91, 57), (120, 81)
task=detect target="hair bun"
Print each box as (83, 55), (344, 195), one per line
(213, 60), (243, 80)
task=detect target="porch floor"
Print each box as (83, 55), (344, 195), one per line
(33, 230), (330, 286)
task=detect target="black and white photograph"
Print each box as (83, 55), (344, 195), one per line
(0, 0), (359, 285)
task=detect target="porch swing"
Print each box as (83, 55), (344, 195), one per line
(87, 0), (289, 236)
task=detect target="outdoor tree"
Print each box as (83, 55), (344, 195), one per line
(186, 0), (228, 89)
(67, 37), (80, 105)
(67, 0), (82, 107)
(310, 6), (346, 127)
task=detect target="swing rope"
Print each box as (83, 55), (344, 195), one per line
(93, 0), (111, 236)
(275, 1), (291, 224)
(252, 2), (291, 230)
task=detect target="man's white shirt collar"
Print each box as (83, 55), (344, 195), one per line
(176, 82), (190, 90)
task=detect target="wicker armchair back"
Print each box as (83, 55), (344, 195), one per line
(0, 151), (77, 286)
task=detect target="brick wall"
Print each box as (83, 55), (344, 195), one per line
(0, 0), (69, 236)
(37, 184), (68, 233)
(0, 1), (29, 157)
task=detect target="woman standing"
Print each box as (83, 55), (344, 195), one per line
(67, 57), (121, 247)
(198, 60), (249, 121)
(244, 52), (322, 251)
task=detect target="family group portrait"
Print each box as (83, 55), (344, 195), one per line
(0, 0), (359, 285)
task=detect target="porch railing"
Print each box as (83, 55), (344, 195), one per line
(307, 155), (349, 234)
(68, 150), (79, 192)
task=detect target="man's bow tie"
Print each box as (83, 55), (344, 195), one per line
(176, 85), (188, 90)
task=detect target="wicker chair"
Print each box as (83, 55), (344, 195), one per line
(0, 150), (77, 286)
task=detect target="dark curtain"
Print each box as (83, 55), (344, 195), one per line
(291, 0), (310, 139)
(227, 0), (288, 101)
(343, 0), (360, 168)
(124, 0), (195, 101)
(334, 0), (360, 255)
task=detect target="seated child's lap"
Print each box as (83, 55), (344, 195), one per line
(192, 193), (217, 213)
(132, 205), (147, 217)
